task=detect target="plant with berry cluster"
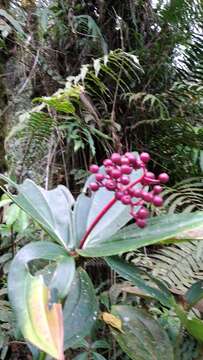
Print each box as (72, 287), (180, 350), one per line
(87, 152), (169, 236)
(1, 161), (203, 360)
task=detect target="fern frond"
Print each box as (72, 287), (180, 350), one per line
(130, 241), (203, 293)
(163, 177), (203, 213)
(74, 15), (108, 54)
(28, 112), (55, 143)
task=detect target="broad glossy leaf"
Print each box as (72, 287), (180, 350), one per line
(27, 275), (64, 359)
(74, 162), (144, 247)
(106, 257), (173, 307)
(185, 280), (203, 307)
(8, 242), (75, 355)
(78, 211), (203, 257)
(0, 175), (75, 249)
(111, 305), (174, 360)
(63, 268), (98, 349)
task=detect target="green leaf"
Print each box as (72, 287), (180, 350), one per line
(0, 176), (75, 249)
(174, 303), (203, 342)
(8, 241), (75, 349)
(0, 198), (12, 207)
(0, 10), (26, 36)
(4, 204), (20, 226)
(63, 268), (98, 349)
(73, 353), (88, 360)
(26, 275), (64, 359)
(14, 209), (29, 233)
(34, 97), (75, 114)
(105, 257), (173, 307)
(185, 280), (203, 307)
(78, 211), (203, 257)
(92, 352), (107, 360)
(92, 340), (109, 350)
(111, 306), (174, 360)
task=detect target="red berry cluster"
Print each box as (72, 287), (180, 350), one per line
(89, 152), (169, 228)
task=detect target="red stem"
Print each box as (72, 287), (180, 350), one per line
(79, 173), (145, 249)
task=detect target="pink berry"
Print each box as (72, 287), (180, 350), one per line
(115, 191), (124, 200)
(111, 168), (121, 179)
(121, 156), (130, 165)
(128, 188), (135, 196)
(90, 182), (99, 191)
(120, 175), (130, 185)
(89, 164), (99, 173)
(137, 207), (149, 219)
(125, 152), (132, 157)
(121, 195), (131, 205)
(121, 165), (132, 175)
(153, 185), (162, 194)
(130, 210), (138, 219)
(158, 173), (169, 183)
(133, 188), (142, 198)
(105, 180), (116, 191)
(103, 159), (112, 167)
(95, 173), (104, 182)
(134, 159), (142, 168)
(111, 153), (121, 164)
(136, 218), (147, 228)
(153, 195), (164, 207)
(125, 152), (136, 162)
(105, 166), (113, 175)
(145, 171), (155, 179)
(142, 191), (153, 202)
(140, 152), (150, 163)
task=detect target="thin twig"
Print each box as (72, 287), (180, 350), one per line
(17, 48), (40, 95)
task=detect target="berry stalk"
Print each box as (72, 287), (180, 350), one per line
(79, 174), (145, 249)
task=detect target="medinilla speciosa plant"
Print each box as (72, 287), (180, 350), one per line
(1, 152), (203, 360)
